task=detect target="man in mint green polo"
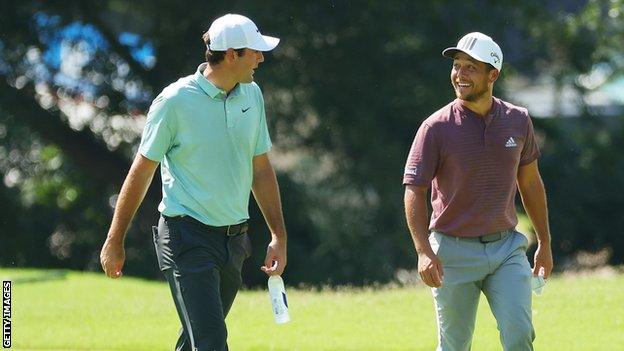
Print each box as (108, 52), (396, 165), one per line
(100, 14), (287, 351)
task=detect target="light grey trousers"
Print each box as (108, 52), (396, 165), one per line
(429, 230), (535, 351)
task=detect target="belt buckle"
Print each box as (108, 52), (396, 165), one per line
(226, 223), (247, 237)
(479, 232), (502, 243)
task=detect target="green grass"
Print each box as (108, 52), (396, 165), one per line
(2, 268), (623, 350)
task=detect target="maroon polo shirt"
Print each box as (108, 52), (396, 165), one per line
(403, 97), (540, 237)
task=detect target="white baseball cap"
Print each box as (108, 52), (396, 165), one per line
(207, 14), (280, 51)
(442, 32), (503, 71)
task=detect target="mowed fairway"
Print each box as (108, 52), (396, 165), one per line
(2, 268), (623, 350)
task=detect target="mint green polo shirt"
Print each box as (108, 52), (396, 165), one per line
(139, 63), (272, 226)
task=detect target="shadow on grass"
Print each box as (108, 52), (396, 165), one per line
(1, 269), (68, 284)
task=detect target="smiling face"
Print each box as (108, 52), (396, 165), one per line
(450, 52), (498, 103)
(233, 48), (264, 83)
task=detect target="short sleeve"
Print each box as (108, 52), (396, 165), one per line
(519, 115), (540, 165)
(403, 122), (440, 186)
(253, 89), (272, 156)
(139, 94), (175, 162)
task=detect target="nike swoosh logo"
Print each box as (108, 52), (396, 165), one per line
(242, 107), (251, 113)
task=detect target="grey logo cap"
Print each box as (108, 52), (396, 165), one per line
(442, 32), (503, 71)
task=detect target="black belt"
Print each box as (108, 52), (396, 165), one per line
(164, 215), (249, 236)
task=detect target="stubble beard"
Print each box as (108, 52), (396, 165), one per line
(455, 83), (489, 102)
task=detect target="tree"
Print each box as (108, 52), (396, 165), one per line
(2, 0), (622, 286)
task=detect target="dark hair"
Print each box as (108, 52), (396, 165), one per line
(202, 31), (245, 64)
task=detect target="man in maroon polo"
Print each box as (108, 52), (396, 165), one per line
(403, 32), (553, 351)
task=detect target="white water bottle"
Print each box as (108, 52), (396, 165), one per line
(268, 275), (290, 324)
(531, 267), (546, 296)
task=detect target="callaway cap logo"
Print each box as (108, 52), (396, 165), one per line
(490, 52), (500, 63)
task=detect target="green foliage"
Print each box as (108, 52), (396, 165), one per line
(534, 116), (624, 264)
(3, 268), (624, 350)
(1, 1), (623, 287)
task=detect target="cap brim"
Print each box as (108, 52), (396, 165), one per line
(442, 47), (494, 68)
(249, 35), (280, 51)
(442, 47), (462, 59)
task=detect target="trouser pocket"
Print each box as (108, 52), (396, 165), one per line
(429, 232), (446, 259)
(156, 216), (228, 274)
(153, 220), (176, 271)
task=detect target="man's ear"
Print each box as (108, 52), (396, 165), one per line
(490, 69), (500, 83)
(225, 48), (236, 62)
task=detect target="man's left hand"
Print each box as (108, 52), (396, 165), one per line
(261, 236), (287, 276)
(533, 241), (553, 278)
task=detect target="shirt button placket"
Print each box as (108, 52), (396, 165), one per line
(225, 97), (233, 128)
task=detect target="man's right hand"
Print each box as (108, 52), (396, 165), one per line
(100, 238), (125, 279)
(98, 154), (158, 279)
(418, 251), (444, 288)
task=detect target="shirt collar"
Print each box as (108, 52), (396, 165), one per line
(194, 63), (245, 98)
(195, 63), (224, 98)
(453, 97), (501, 124)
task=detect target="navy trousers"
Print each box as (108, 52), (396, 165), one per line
(153, 215), (252, 351)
